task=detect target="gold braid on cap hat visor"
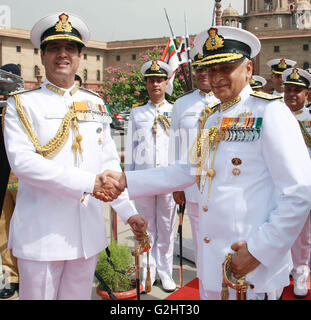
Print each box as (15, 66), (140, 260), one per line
(284, 81), (307, 87)
(41, 34), (84, 45)
(194, 52), (244, 66)
(14, 94), (76, 159)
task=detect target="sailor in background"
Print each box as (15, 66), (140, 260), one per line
(266, 58), (296, 98)
(118, 26), (311, 300)
(169, 48), (219, 266)
(3, 12), (146, 300)
(282, 67), (311, 298)
(124, 60), (177, 293)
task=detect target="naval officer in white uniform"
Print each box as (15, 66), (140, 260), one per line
(282, 67), (311, 298)
(124, 60), (177, 292)
(267, 58), (296, 98)
(99, 26), (311, 300)
(3, 12), (146, 300)
(169, 49), (219, 266)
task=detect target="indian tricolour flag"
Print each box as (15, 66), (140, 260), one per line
(177, 37), (188, 65)
(160, 38), (180, 95)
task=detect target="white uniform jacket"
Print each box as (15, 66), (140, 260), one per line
(125, 99), (173, 172)
(168, 89), (219, 203)
(125, 84), (311, 293)
(4, 80), (138, 261)
(293, 105), (311, 157)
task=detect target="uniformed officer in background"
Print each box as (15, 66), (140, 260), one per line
(282, 67), (311, 298)
(3, 12), (146, 300)
(124, 60), (177, 293)
(101, 26), (311, 300)
(169, 48), (219, 266)
(266, 58), (296, 98)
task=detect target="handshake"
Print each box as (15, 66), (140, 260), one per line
(92, 170), (127, 202)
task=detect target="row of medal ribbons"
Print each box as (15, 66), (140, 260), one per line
(220, 117), (263, 142)
(73, 101), (112, 123)
(301, 120), (311, 134)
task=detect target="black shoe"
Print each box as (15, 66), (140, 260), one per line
(0, 283), (19, 299)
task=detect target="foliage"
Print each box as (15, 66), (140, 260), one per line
(95, 241), (134, 292)
(101, 45), (193, 114)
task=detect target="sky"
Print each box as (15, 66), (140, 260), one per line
(0, 0), (244, 42)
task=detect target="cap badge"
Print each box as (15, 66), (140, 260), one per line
(55, 13), (72, 33)
(278, 58), (287, 69)
(290, 68), (300, 80)
(205, 28), (224, 51)
(250, 78), (256, 85)
(150, 61), (160, 71)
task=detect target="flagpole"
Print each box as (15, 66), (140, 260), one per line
(164, 8), (191, 92)
(184, 12), (193, 91)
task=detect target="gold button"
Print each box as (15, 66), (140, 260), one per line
(202, 205), (208, 212)
(204, 237), (210, 243)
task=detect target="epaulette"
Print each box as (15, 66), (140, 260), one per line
(250, 91), (282, 100)
(79, 87), (101, 98)
(8, 87), (41, 96)
(176, 89), (196, 100)
(132, 101), (146, 108)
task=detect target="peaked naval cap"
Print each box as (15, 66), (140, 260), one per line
(30, 12), (90, 48)
(140, 60), (172, 79)
(267, 58), (297, 75)
(282, 68), (311, 88)
(250, 75), (267, 89)
(192, 26), (261, 68)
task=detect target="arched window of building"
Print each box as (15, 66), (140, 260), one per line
(83, 69), (88, 82)
(225, 19), (229, 25)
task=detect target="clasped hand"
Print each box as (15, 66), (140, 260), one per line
(92, 170), (127, 202)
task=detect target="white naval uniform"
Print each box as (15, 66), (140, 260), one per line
(125, 99), (177, 284)
(272, 90), (284, 98)
(4, 80), (138, 299)
(125, 84), (311, 299)
(169, 89), (219, 265)
(291, 105), (311, 280)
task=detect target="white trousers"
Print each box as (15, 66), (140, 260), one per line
(185, 201), (199, 267)
(291, 212), (311, 279)
(134, 194), (177, 282)
(17, 254), (98, 300)
(199, 279), (283, 300)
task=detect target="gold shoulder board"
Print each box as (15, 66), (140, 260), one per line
(250, 91), (282, 101)
(176, 89), (196, 100)
(79, 87), (101, 98)
(132, 101), (145, 108)
(8, 87), (41, 96)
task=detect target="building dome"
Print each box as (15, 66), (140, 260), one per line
(296, 0), (311, 11)
(223, 4), (239, 17)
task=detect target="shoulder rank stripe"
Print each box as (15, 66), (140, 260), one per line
(8, 87), (41, 96)
(132, 101), (146, 108)
(250, 91), (282, 100)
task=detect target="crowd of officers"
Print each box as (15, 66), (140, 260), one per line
(0, 12), (310, 300)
